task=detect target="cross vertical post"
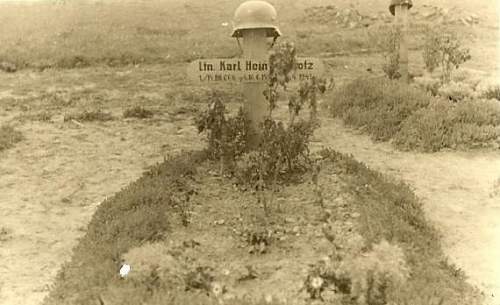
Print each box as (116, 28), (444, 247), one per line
(241, 28), (269, 147)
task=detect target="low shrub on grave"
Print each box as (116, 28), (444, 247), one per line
(304, 238), (410, 304)
(64, 109), (114, 122)
(0, 124), (23, 151)
(318, 148), (482, 305)
(394, 98), (500, 151)
(196, 41), (329, 220)
(194, 90), (251, 165)
(123, 105), (155, 119)
(43, 151), (207, 305)
(196, 42), (329, 185)
(328, 77), (431, 141)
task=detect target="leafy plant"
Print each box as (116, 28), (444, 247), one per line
(169, 178), (198, 227)
(303, 240), (409, 304)
(381, 27), (402, 80)
(339, 240), (410, 305)
(195, 90), (250, 173)
(196, 42), (329, 217)
(184, 266), (215, 292)
(235, 42), (329, 216)
(423, 28), (471, 83)
(368, 25), (402, 80)
(244, 228), (273, 255)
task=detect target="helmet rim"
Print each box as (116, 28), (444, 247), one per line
(231, 1), (281, 37)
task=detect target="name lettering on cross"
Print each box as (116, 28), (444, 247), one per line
(188, 57), (324, 83)
(219, 61), (241, 71)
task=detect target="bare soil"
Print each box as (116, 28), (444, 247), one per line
(117, 161), (354, 305)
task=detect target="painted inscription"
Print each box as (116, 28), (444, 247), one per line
(188, 58), (324, 83)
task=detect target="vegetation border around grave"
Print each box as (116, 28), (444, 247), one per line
(42, 150), (209, 305)
(317, 148), (482, 305)
(42, 146), (482, 305)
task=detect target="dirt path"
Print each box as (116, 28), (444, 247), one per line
(313, 117), (500, 305)
(0, 116), (202, 305)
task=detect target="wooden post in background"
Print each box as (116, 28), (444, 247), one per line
(390, 0), (412, 83)
(396, 4), (409, 83)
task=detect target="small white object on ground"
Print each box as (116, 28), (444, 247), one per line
(119, 264), (131, 278)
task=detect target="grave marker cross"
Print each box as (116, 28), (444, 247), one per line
(187, 1), (325, 145)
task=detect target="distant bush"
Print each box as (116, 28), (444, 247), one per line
(123, 106), (155, 119)
(481, 85), (500, 101)
(0, 125), (23, 151)
(328, 77), (431, 141)
(422, 28), (471, 83)
(437, 81), (475, 102)
(368, 25), (402, 79)
(64, 109), (114, 122)
(381, 28), (402, 80)
(413, 76), (441, 96)
(394, 99), (500, 151)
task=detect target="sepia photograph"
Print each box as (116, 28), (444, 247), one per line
(0, 0), (499, 304)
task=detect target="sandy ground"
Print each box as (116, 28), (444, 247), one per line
(0, 114), (202, 305)
(314, 118), (500, 305)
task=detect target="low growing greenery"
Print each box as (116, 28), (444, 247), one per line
(328, 77), (431, 142)
(0, 124), (23, 151)
(394, 98), (500, 151)
(329, 77), (500, 152)
(318, 148), (482, 305)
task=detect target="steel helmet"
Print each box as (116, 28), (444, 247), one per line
(389, 0), (413, 16)
(231, 1), (281, 38)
